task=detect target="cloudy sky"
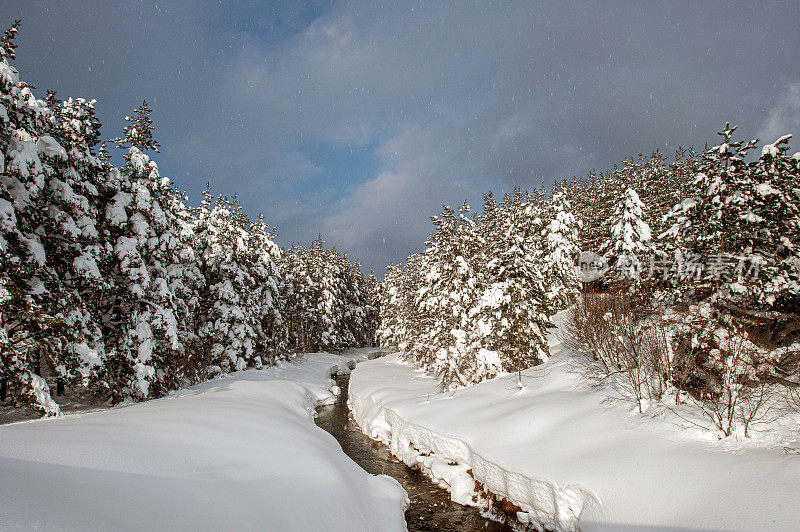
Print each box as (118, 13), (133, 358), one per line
(3, 1), (799, 273)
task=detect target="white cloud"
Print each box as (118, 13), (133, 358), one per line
(759, 82), (800, 144)
(165, 2), (800, 273)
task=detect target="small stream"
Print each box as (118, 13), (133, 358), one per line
(315, 374), (512, 532)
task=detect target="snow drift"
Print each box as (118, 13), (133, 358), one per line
(0, 351), (407, 531)
(349, 330), (800, 531)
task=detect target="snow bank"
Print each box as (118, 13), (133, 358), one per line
(0, 352), (407, 531)
(349, 329), (800, 531)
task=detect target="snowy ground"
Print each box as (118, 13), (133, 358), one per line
(0, 349), (407, 531)
(349, 323), (800, 531)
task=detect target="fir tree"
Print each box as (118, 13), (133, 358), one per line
(665, 124), (800, 310)
(113, 100), (160, 153)
(0, 20), (20, 62)
(471, 192), (553, 386)
(102, 111), (201, 399)
(607, 187), (654, 280)
(195, 190), (260, 373)
(0, 22), (108, 412)
(543, 188), (581, 307)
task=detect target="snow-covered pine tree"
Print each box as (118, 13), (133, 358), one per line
(0, 22), (109, 414)
(607, 186), (654, 281)
(377, 263), (402, 348)
(585, 169), (622, 253)
(0, 24), (62, 414)
(469, 191), (553, 386)
(378, 257), (425, 353)
(753, 135), (800, 311)
(248, 212), (287, 365)
(329, 251), (356, 349)
(543, 186), (581, 307)
(308, 237), (343, 351)
(341, 258), (370, 347)
(194, 190), (261, 374)
(562, 171), (597, 252)
(102, 105), (201, 399)
(663, 124), (758, 301)
(392, 258), (425, 360)
(281, 242), (315, 351)
(665, 124), (799, 311)
(364, 269), (380, 346)
(280, 237), (371, 353)
(622, 151), (695, 241)
(112, 100), (159, 153)
(38, 92), (114, 398)
(665, 124), (757, 253)
(413, 202), (483, 388)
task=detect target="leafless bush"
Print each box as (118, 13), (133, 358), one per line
(787, 385), (800, 414)
(564, 292), (670, 413)
(665, 305), (785, 437)
(565, 295), (785, 436)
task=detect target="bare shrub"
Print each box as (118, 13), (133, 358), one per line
(786, 385), (800, 414)
(565, 295), (785, 436)
(564, 292), (670, 412)
(666, 305), (784, 437)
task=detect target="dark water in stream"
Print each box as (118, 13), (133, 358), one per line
(315, 374), (512, 532)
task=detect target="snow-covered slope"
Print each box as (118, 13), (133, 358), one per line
(0, 351), (407, 531)
(349, 329), (800, 531)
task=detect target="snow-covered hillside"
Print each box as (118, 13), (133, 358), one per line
(349, 319), (800, 531)
(0, 351), (407, 531)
